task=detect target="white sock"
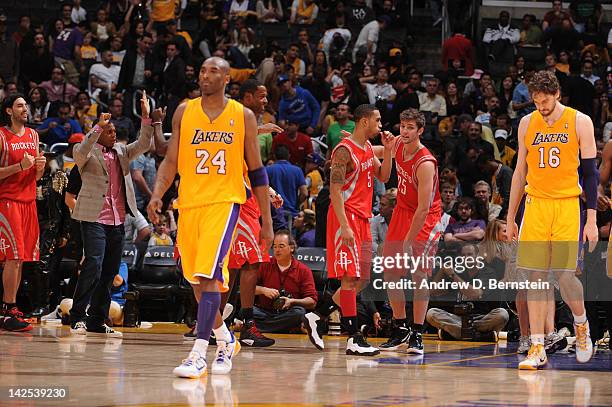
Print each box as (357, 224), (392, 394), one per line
(193, 338), (208, 355)
(213, 323), (232, 343)
(573, 313), (587, 325)
(531, 334), (545, 345)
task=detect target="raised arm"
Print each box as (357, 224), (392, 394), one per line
(146, 102), (185, 224)
(73, 113), (112, 168)
(505, 114), (530, 240)
(244, 107), (273, 251)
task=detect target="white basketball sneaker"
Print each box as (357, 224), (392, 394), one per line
(574, 321), (594, 363)
(212, 332), (241, 374)
(518, 343), (547, 370)
(173, 351), (207, 378)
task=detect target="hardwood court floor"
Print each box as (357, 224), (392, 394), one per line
(1, 323), (611, 406)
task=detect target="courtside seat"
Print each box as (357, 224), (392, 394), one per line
(295, 247), (327, 296)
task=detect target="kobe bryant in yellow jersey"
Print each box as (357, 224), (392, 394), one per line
(147, 57), (273, 378)
(506, 70), (596, 370)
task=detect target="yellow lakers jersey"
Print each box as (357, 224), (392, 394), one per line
(176, 98), (247, 209)
(525, 107), (581, 199)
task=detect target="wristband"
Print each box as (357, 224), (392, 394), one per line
(152, 121), (162, 126)
(248, 166), (269, 187)
(93, 124), (103, 134)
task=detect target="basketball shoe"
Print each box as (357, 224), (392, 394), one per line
(87, 324), (123, 338)
(212, 332), (241, 374)
(173, 350), (208, 378)
(346, 332), (380, 356)
(303, 312), (325, 350)
(518, 335), (531, 354)
(239, 320), (274, 347)
(544, 331), (568, 354)
(518, 343), (547, 370)
(406, 330), (424, 354)
(379, 325), (411, 351)
(574, 321), (593, 363)
(1, 305), (33, 332)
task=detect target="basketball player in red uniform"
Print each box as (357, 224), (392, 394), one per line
(0, 95), (46, 331)
(305, 104), (394, 356)
(378, 108), (442, 355)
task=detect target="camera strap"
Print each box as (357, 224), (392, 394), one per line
(276, 263), (291, 291)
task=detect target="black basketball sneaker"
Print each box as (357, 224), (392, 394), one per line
(239, 320), (275, 347)
(406, 330), (424, 354)
(346, 332), (380, 356)
(379, 326), (411, 351)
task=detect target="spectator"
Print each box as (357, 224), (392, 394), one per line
(347, 0), (375, 36)
(569, 0), (602, 33)
(320, 27), (351, 63)
(562, 61), (596, 118)
(285, 43), (306, 78)
(118, 33), (154, 97)
(544, 53), (568, 88)
(37, 102), (83, 146)
(418, 78), (447, 123)
(71, 0), (88, 25)
(326, 103), (355, 152)
(290, 0), (319, 26)
(38, 66), (80, 104)
(365, 66), (397, 105)
(51, 21), (84, 86)
(27, 87), (50, 126)
(256, 0), (284, 23)
(440, 182), (456, 214)
(371, 188), (397, 256)
(482, 11), (520, 62)
(60, 3), (74, 29)
(542, 18), (580, 55)
(519, 14), (543, 47)
(581, 59), (600, 85)
(89, 50), (121, 101)
(148, 213), (174, 246)
(91, 8), (117, 44)
(267, 145), (308, 216)
(272, 120), (314, 168)
(301, 66), (331, 124)
(389, 74), (420, 131)
(149, 0), (178, 31)
(442, 28), (475, 76)
(476, 153), (512, 218)
(11, 14), (30, 46)
(293, 209), (316, 247)
(0, 11), (19, 84)
(109, 98), (137, 141)
(278, 75), (320, 135)
(427, 243), (509, 340)
(352, 15), (389, 66)
(227, 0), (258, 23)
(20, 33), (53, 92)
(473, 180), (502, 222)
(542, 0), (572, 31)
(444, 197), (486, 245)
(494, 129), (516, 168)
(512, 65), (537, 122)
(475, 96), (501, 127)
(158, 41), (186, 101)
(254, 230), (317, 332)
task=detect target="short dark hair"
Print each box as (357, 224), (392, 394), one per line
(274, 229), (296, 251)
(274, 144), (290, 160)
(57, 102), (71, 112)
(399, 108), (426, 129)
(353, 104), (377, 121)
(239, 79), (262, 100)
(528, 70), (560, 95)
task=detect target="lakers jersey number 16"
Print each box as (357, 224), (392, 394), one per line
(176, 98), (247, 209)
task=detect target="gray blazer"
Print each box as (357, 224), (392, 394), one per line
(72, 124), (154, 223)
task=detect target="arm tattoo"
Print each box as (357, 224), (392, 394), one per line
(331, 146), (350, 185)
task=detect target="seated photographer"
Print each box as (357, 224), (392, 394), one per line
(427, 244), (509, 341)
(253, 230), (318, 333)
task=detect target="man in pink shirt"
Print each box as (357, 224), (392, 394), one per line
(68, 93), (160, 336)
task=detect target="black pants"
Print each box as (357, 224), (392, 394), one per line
(70, 222), (124, 327)
(253, 306), (306, 333)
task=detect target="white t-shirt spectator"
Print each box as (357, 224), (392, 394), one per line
(71, 6), (87, 24)
(90, 63), (121, 87)
(418, 92), (447, 116)
(482, 24), (520, 44)
(290, 0), (319, 24)
(320, 28), (351, 59)
(230, 0), (251, 15)
(366, 83), (396, 104)
(354, 20), (380, 55)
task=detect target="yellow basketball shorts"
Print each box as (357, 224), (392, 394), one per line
(517, 195), (583, 272)
(177, 202), (241, 290)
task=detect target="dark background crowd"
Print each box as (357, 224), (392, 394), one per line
(0, 0), (611, 345)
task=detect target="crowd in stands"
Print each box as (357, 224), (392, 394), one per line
(0, 0), (611, 344)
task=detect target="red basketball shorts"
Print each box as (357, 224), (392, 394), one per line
(383, 207), (442, 276)
(228, 209), (269, 269)
(0, 200), (39, 262)
(327, 209), (372, 280)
